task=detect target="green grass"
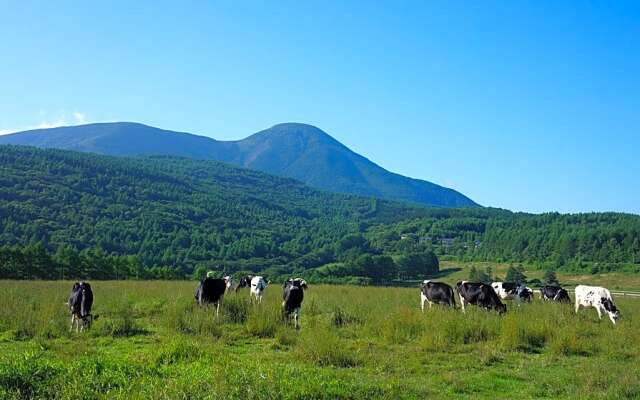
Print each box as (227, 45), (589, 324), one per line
(0, 280), (639, 399)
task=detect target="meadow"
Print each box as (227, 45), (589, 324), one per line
(0, 278), (639, 399)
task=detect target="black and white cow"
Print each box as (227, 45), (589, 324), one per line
(575, 285), (620, 324)
(491, 282), (533, 302)
(282, 278), (307, 329)
(250, 276), (268, 303)
(68, 282), (95, 332)
(195, 276), (232, 317)
(539, 285), (571, 302)
(515, 283), (534, 302)
(235, 275), (254, 292)
(456, 281), (507, 314)
(420, 280), (456, 311)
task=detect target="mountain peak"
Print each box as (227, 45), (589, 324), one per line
(247, 122), (344, 149)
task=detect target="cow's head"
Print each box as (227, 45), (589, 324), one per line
(79, 282), (91, 293)
(601, 297), (620, 324)
(223, 276), (233, 290)
(286, 278), (307, 289)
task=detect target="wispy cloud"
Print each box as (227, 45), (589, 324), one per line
(72, 112), (86, 124)
(0, 111), (90, 135)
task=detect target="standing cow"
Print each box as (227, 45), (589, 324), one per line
(283, 278), (307, 329)
(195, 275), (232, 318)
(491, 282), (533, 302)
(250, 276), (268, 303)
(68, 282), (95, 332)
(575, 285), (620, 324)
(235, 275), (254, 292)
(539, 285), (571, 302)
(420, 280), (456, 311)
(456, 281), (507, 314)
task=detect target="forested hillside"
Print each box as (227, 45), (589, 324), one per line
(0, 145), (430, 280)
(367, 209), (640, 273)
(1, 145), (639, 281)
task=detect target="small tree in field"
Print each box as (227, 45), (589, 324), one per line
(468, 266), (491, 283)
(505, 266), (527, 283)
(468, 266), (478, 281)
(543, 269), (559, 285)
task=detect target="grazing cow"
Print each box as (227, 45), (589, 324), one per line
(195, 275), (232, 317)
(456, 281), (507, 314)
(575, 285), (620, 324)
(235, 275), (254, 292)
(250, 276), (268, 303)
(68, 282), (95, 332)
(282, 278), (308, 329)
(540, 285), (571, 302)
(491, 282), (533, 302)
(420, 280), (456, 311)
(515, 283), (534, 302)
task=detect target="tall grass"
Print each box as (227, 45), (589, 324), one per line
(0, 280), (638, 399)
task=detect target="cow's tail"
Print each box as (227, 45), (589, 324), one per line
(450, 287), (456, 308)
(80, 292), (88, 318)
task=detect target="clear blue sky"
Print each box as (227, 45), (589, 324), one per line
(1, 1), (638, 214)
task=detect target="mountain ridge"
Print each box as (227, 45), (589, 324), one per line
(0, 121), (478, 208)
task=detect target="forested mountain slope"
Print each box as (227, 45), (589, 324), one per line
(0, 145), (427, 278)
(1, 146), (638, 280)
(367, 209), (640, 272)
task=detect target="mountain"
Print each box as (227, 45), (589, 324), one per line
(0, 122), (477, 208)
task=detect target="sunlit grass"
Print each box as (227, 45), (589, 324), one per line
(0, 280), (638, 399)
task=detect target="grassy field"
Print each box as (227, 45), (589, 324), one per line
(0, 279), (639, 399)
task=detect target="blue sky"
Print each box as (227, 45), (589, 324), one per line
(1, 1), (638, 213)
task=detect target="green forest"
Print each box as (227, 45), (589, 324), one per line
(1, 145), (639, 281)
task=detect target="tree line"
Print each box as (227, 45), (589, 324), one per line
(1, 145), (639, 280)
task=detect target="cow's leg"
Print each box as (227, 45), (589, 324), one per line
(596, 306), (602, 320)
(294, 308), (300, 329)
(421, 294), (426, 312)
(459, 294), (466, 313)
(575, 299), (580, 314)
(70, 315), (75, 332)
